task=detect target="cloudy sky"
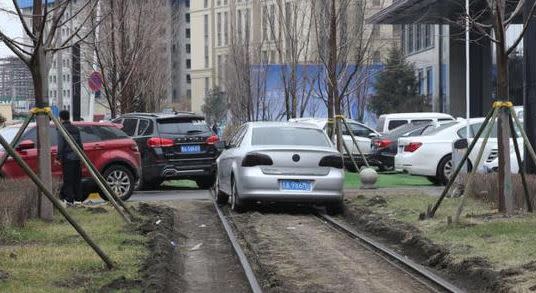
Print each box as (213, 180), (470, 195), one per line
(0, 0), (23, 57)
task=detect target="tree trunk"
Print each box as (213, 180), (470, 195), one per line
(524, 0), (536, 174)
(32, 47), (54, 221)
(495, 38), (513, 213)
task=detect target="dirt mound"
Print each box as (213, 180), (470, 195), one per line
(137, 203), (183, 292)
(343, 204), (509, 292)
(99, 276), (142, 292)
(365, 195), (388, 207)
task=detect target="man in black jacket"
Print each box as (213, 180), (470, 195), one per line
(57, 110), (83, 204)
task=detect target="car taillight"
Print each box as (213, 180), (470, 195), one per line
(319, 155), (343, 169)
(404, 142), (422, 152)
(373, 139), (392, 149)
(241, 153), (273, 167)
(147, 137), (174, 148)
(206, 134), (219, 145)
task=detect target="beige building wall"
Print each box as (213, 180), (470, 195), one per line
(0, 104), (12, 123)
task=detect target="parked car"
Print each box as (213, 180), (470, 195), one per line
(112, 113), (220, 189)
(289, 118), (380, 169)
(395, 118), (524, 185)
(370, 122), (442, 171)
(0, 122), (141, 201)
(375, 112), (455, 133)
(215, 122), (344, 214)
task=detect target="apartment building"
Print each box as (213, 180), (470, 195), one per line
(0, 57), (34, 102)
(168, 0), (192, 107)
(190, 0), (397, 113)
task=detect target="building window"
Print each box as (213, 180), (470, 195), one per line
(373, 0), (381, 6)
(186, 59), (191, 69)
(418, 69), (425, 95)
(426, 67), (433, 97)
(185, 0), (190, 8)
(186, 74), (191, 84)
(186, 28), (190, 38)
(186, 44), (191, 54)
(424, 25), (432, 48)
(237, 10), (243, 41)
(205, 77), (209, 97)
(204, 0), (208, 8)
(245, 8), (250, 42)
(224, 12), (229, 45)
(217, 12), (222, 46)
(415, 24), (422, 51)
(407, 25), (414, 53)
(186, 13), (190, 23)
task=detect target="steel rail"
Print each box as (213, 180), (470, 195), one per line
(316, 212), (464, 293)
(210, 189), (263, 293)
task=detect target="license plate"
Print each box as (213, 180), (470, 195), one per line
(280, 180), (312, 192)
(180, 145), (201, 153)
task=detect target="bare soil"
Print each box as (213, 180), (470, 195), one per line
(340, 200), (514, 292)
(168, 200), (250, 293)
(229, 205), (434, 293)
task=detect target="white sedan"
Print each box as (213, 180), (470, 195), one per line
(395, 118), (522, 185)
(289, 118), (380, 167)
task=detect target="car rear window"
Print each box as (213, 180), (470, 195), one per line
(78, 125), (129, 142)
(157, 118), (211, 135)
(388, 120), (408, 130)
(251, 127), (331, 147)
(422, 121), (458, 135)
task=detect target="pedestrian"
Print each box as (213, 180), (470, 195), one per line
(56, 110), (83, 205)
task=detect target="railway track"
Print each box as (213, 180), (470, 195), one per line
(210, 187), (463, 293)
(316, 212), (464, 293)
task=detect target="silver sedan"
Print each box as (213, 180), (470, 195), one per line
(215, 122), (344, 214)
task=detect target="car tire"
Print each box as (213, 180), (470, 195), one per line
(326, 201), (344, 215)
(196, 175), (216, 189)
(437, 154), (473, 186)
(215, 177), (229, 205)
(103, 165), (135, 201)
(230, 179), (246, 213)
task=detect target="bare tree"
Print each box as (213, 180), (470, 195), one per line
(311, 0), (380, 149)
(466, 0), (536, 212)
(0, 0), (100, 219)
(93, 0), (170, 118)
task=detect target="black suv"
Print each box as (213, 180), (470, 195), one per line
(112, 112), (220, 189)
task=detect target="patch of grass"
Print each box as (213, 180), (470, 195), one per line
(344, 172), (432, 189)
(0, 205), (146, 292)
(350, 194), (536, 269)
(162, 180), (198, 189)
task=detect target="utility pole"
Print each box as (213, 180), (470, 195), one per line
(524, 0), (536, 174)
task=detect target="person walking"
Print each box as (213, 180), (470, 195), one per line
(56, 110), (83, 205)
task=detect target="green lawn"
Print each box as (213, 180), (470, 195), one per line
(0, 206), (146, 292)
(344, 172), (433, 189)
(165, 173), (433, 190)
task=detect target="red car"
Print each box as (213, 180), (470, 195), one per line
(0, 122), (141, 201)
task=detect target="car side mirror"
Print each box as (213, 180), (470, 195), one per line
(368, 133), (379, 138)
(16, 140), (35, 151)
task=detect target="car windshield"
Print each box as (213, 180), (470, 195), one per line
(157, 117), (211, 135)
(252, 127), (331, 147)
(0, 127), (20, 150)
(386, 123), (427, 136)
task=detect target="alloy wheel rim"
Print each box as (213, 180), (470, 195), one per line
(106, 170), (131, 197)
(444, 160), (453, 179)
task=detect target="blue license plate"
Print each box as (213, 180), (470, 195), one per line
(280, 180), (312, 192)
(181, 145), (201, 153)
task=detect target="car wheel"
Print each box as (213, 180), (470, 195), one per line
(196, 175), (216, 189)
(326, 201), (344, 215)
(230, 179), (246, 213)
(437, 155), (453, 185)
(103, 165), (135, 201)
(215, 177), (229, 205)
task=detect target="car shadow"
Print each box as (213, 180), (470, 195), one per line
(244, 202), (320, 215)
